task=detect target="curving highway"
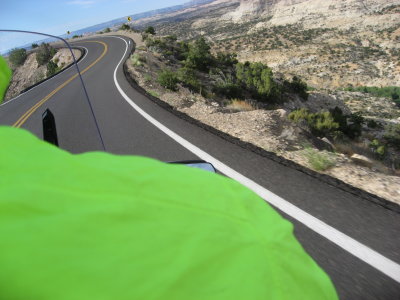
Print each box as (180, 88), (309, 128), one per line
(1, 35), (399, 299)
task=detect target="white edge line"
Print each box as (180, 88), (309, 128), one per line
(0, 46), (89, 107)
(109, 36), (400, 283)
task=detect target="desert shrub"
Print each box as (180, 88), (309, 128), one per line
(344, 85), (400, 101)
(36, 43), (57, 66)
(367, 119), (381, 129)
(285, 76), (308, 100)
(369, 139), (386, 159)
(384, 123), (400, 149)
(104, 27), (111, 33)
(235, 62), (281, 103)
(330, 107), (364, 139)
(213, 81), (242, 99)
(131, 53), (145, 67)
(308, 111), (340, 137)
(302, 148), (336, 171)
(215, 52), (238, 68)
(185, 37), (213, 71)
(287, 108), (309, 123)
(31, 43), (39, 49)
(165, 35), (177, 42)
(145, 26), (156, 35)
(345, 112), (365, 139)
(46, 60), (60, 77)
(177, 67), (201, 93)
(119, 24), (131, 31)
(9, 48), (27, 66)
(157, 69), (178, 91)
(289, 109), (340, 138)
(146, 38), (168, 52)
(176, 41), (190, 61)
(345, 85), (400, 107)
(148, 90), (160, 98)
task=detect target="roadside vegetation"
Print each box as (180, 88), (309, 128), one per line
(343, 86), (400, 105)
(9, 48), (27, 67)
(126, 26), (400, 178)
(302, 148), (336, 171)
(36, 43), (57, 66)
(140, 34), (308, 105)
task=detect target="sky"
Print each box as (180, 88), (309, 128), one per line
(0, 0), (189, 52)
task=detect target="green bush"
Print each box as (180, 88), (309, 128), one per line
(46, 61), (60, 77)
(119, 24), (131, 31)
(212, 80), (242, 99)
(370, 139), (386, 158)
(288, 108), (340, 138)
(104, 28), (111, 33)
(302, 148), (336, 171)
(165, 35), (177, 42)
(31, 43), (39, 49)
(177, 67), (201, 93)
(176, 41), (190, 61)
(308, 111), (340, 137)
(236, 62), (281, 103)
(144, 26), (156, 35)
(287, 108), (309, 123)
(157, 69), (179, 91)
(9, 48), (27, 66)
(215, 52), (238, 68)
(36, 43), (57, 66)
(330, 107), (364, 139)
(185, 37), (213, 72)
(384, 123), (400, 149)
(145, 38), (168, 52)
(286, 76), (308, 100)
(290, 107), (364, 140)
(345, 112), (365, 139)
(148, 90), (160, 98)
(131, 53), (144, 67)
(344, 85), (400, 101)
(367, 119), (380, 129)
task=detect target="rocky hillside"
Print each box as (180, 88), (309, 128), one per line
(131, 0), (400, 90)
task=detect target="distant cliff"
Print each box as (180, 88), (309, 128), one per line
(226, 0), (400, 22)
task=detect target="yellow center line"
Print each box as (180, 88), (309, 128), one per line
(13, 41), (108, 128)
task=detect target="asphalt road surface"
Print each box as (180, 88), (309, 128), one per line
(1, 35), (399, 300)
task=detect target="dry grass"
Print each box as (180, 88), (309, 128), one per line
(226, 100), (256, 112)
(334, 142), (355, 156)
(302, 148), (336, 171)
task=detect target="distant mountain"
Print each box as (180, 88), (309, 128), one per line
(61, 0), (216, 37)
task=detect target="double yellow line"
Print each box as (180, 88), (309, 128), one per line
(13, 41), (108, 128)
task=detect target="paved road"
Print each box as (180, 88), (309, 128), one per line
(1, 35), (399, 299)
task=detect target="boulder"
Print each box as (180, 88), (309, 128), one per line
(276, 109), (288, 119)
(350, 154), (373, 168)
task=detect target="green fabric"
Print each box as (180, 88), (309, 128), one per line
(0, 56), (12, 102)
(0, 127), (338, 300)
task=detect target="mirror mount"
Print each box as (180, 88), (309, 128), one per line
(42, 109), (59, 147)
